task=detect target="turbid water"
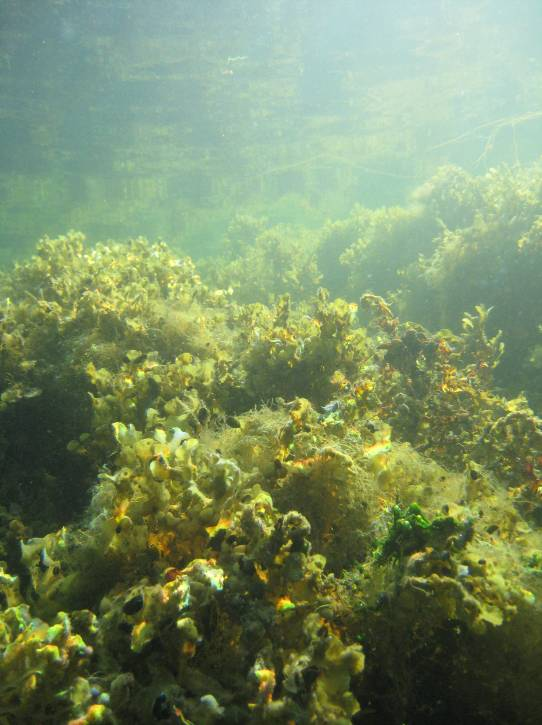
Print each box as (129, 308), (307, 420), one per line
(1, 2), (542, 723)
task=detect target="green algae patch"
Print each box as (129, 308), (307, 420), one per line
(373, 503), (467, 564)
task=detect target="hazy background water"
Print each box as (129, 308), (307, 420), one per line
(1, 0), (541, 263)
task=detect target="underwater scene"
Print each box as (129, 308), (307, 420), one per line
(2, 1), (542, 723)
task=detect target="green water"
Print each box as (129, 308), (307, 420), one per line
(1, 0), (541, 262)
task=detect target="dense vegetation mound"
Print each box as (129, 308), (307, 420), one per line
(2, 161), (542, 723)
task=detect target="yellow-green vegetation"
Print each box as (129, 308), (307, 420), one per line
(202, 214), (322, 305)
(212, 159), (542, 410)
(1, 227), (542, 724)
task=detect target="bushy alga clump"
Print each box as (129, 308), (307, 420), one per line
(9, 411), (364, 723)
(357, 293), (542, 476)
(0, 232), (223, 531)
(238, 288), (368, 406)
(340, 491), (542, 725)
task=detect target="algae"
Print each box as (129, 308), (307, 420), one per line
(1, 217), (542, 723)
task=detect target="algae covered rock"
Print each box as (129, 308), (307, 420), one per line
(2, 226), (542, 723)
